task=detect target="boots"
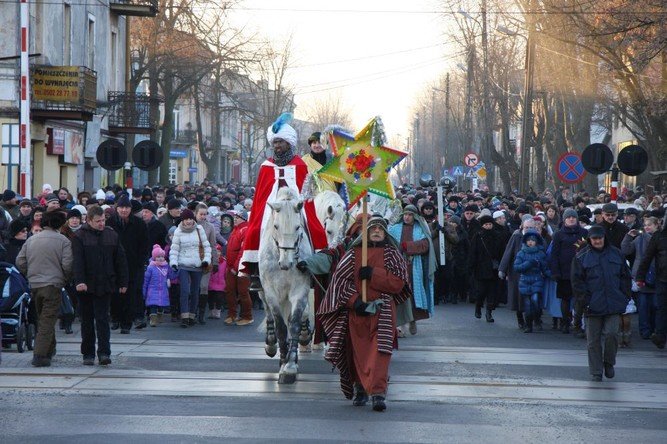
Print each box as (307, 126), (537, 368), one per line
(516, 312), (525, 329)
(552, 318), (559, 330)
(180, 313), (190, 328)
(474, 305), (482, 319)
(352, 383), (368, 406)
(149, 313), (158, 327)
(188, 313), (197, 326)
(372, 395), (386, 412)
(197, 308), (206, 325)
(523, 315), (533, 333)
(485, 309), (494, 323)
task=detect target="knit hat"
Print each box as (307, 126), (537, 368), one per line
(563, 208), (578, 219)
(3, 189), (16, 201)
(66, 208), (82, 220)
(367, 214), (388, 231)
(480, 208), (492, 218)
(71, 204), (86, 216)
(19, 199), (33, 208)
(266, 112), (297, 148)
(42, 184), (53, 194)
(45, 193), (59, 204)
(142, 188), (153, 199)
(167, 198), (181, 210)
(402, 204), (419, 215)
(116, 194), (131, 208)
(95, 189), (106, 201)
(151, 244), (165, 260)
(479, 215), (494, 226)
(236, 209), (248, 221)
(8, 219), (27, 237)
(449, 215), (461, 225)
(464, 204), (479, 213)
(492, 210), (505, 219)
(181, 208), (195, 220)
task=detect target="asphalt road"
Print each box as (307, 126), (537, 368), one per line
(1, 302), (665, 443)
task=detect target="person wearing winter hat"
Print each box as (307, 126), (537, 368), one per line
(143, 244), (173, 327)
(71, 204), (87, 223)
(106, 193), (150, 333)
(1, 189), (18, 221)
(224, 210), (252, 325)
(302, 130), (337, 192)
(3, 218), (29, 264)
(95, 189), (106, 205)
(193, 203), (220, 325)
(572, 224), (631, 381)
(45, 194), (60, 212)
(169, 208), (211, 328)
(239, 113), (327, 291)
(469, 213), (504, 322)
(513, 229), (549, 333)
(60, 208), (83, 242)
(388, 203), (436, 336)
(16, 199), (34, 225)
(159, 198), (182, 230)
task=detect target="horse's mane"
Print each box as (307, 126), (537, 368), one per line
(276, 187), (299, 202)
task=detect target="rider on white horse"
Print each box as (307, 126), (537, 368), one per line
(238, 113), (328, 290)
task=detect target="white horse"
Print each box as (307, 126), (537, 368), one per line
(259, 187), (313, 384)
(314, 190), (348, 247)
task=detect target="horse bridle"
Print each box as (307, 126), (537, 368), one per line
(273, 231), (303, 260)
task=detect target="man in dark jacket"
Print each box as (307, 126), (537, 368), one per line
(107, 195), (150, 333)
(158, 198), (182, 230)
(72, 205), (128, 366)
(636, 221), (667, 349)
(600, 203), (629, 248)
(469, 215), (505, 322)
(571, 225), (631, 381)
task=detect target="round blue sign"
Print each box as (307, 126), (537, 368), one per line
(556, 152), (586, 184)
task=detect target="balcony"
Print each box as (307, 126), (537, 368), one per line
(110, 0), (159, 17)
(108, 91), (161, 134)
(173, 129), (197, 145)
(31, 66), (97, 121)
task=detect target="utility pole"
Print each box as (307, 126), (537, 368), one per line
(431, 89), (436, 176)
(480, 0), (494, 188)
(444, 73), (450, 170)
(519, 0), (536, 195)
(464, 44), (475, 175)
(19, 0), (31, 197)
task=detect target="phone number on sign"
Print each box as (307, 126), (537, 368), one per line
(34, 89), (79, 99)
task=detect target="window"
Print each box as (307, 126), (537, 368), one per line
(111, 30), (117, 89)
(63, 3), (71, 64)
(87, 15), (95, 69)
(169, 160), (177, 184)
(1, 124), (20, 165)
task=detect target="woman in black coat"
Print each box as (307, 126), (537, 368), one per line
(468, 215), (505, 322)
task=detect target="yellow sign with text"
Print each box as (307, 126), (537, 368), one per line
(32, 66), (80, 101)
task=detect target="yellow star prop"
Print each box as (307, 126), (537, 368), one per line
(318, 117), (408, 209)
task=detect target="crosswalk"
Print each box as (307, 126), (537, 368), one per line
(2, 336), (666, 410)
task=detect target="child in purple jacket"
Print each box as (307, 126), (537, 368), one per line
(143, 244), (175, 327)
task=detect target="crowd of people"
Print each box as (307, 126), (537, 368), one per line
(1, 114), (666, 410)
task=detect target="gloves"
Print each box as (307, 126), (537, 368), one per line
(201, 261), (209, 268)
(400, 242), (407, 252)
(498, 271), (506, 280)
(296, 261), (309, 273)
(353, 298), (370, 316)
(171, 265), (178, 273)
(636, 280), (646, 288)
(359, 266), (373, 281)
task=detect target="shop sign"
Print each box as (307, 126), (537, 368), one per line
(46, 128), (66, 155)
(32, 66), (81, 102)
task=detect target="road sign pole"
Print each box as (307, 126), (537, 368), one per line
(610, 163), (619, 203)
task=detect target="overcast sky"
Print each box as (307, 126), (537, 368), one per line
(229, 0), (457, 146)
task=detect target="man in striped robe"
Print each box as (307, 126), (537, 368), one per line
(318, 215), (412, 411)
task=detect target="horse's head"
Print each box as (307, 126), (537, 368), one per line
(267, 197), (304, 270)
(323, 202), (348, 246)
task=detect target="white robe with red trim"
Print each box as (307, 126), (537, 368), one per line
(239, 156), (327, 273)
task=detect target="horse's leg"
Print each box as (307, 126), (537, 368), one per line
(298, 302), (312, 346)
(278, 291), (308, 384)
(275, 313), (289, 369)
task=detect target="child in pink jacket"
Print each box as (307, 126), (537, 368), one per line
(207, 244), (227, 319)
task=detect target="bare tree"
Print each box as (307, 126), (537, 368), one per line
(300, 93), (354, 131)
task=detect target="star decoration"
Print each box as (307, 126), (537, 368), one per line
(318, 117), (407, 209)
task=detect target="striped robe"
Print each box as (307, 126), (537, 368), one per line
(318, 243), (411, 399)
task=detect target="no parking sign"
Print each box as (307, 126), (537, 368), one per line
(556, 152), (586, 184)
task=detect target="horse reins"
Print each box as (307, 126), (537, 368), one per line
(273, 231), (303, 260)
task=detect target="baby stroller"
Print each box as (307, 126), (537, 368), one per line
(0, 262), (34, 353)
